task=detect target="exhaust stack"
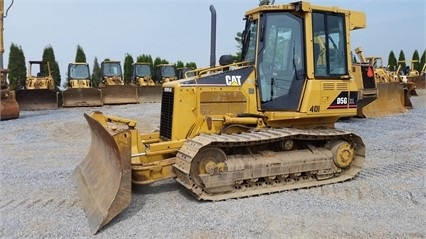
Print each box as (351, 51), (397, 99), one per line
(209, 5), (216, 68)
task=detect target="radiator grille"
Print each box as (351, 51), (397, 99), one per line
(159, 90), (174, 140)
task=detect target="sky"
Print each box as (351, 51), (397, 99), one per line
(2, 0), (425, 87)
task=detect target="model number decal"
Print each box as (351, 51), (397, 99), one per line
(336, 97), (348, 105)
(328, 91), (358, 109)
(310, 105), (320, 113)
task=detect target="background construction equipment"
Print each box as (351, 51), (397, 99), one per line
(396, 60), (422, 96)
(15, 60), (59, 110)
(131, 62), (162, 103)
(62, 62), (102, 107)
(354, 47), (409, 117)
(155, 63), (177, 83)
(99, 60), (139, 105)
(0, 0), (19, 120)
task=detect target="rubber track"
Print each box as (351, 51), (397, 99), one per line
(174, 127), (365, 201)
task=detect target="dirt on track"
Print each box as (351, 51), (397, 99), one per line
(0, 91), (425, 238)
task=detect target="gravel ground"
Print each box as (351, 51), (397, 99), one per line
(1, 90), (425, 238)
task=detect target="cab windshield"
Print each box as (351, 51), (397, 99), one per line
(161, 66), (176, 77)
(103, 63), (122, 76)
(69, 64), (89, 79)
(135, 64), (151, 76)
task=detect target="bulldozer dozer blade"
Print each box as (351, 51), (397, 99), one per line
(73, 113), (132, 234)
(137, 85), (162, 103)
(1, 91), (20, 120)
(409, 89), (418, 96)
(357, 82), (407, 118)
(62, 88), (103, 107)
(101, 85), (139, 105)
(15, 89), (59, 111)
(403, 87), (413, 109)
(406, 82), (418, 96)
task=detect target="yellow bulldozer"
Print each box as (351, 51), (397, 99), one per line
(62, 62), (102, 107)
(99, 60), (139, 105)
(131, 62), (162, 103)
(15, 60), (59, 110)
(353, 48), (410, 117)
(75, 2), (373, 234)
(0, 0), (19, 120)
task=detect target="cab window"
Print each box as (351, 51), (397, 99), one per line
(313, 12), (347, 77)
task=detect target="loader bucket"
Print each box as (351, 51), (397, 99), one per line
(101, 85), (139, 105)
(73, 113), (132, 234)
(137, 85), (162, 103)
(0, 91), (20, 120)
(62, 88), (103, 107)
(357, 82), (407, 118)
(15, 89), (59, 110)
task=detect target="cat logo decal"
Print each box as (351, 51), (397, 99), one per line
(225, 75), (242, 86)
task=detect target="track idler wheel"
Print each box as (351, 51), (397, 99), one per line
(329, 140), (355, 168)
(190, 147), (227, 187)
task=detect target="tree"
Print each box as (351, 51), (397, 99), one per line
(397, 50), (406, 69)
(42, 45), (61, 90)
(259, 0), (275, 6)
(233, 0), (275, 62)
(387, 51), (397, 71)
(411, 50), (420, 72)
(136, 54), (153, 65)
(234, 31), (243, 62)
(91, 57), (101, 88)
(420, 50), (426, 72)
(7, 43), (26, 90)
(75, 45), (86, 63)
(185, 62), (197, 69)
(123, 53), (134, 84)
(176, 60), (184, 69)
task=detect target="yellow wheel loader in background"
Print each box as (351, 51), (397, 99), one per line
(15, 61), (59, 110)
(75, 2), (375, 234)
(353, 48), (409, 117)
(131, 62), (162, 103)
(0, 0), (19, 120)
(99, 60), (139, 105)
(62, 62), (102, 107)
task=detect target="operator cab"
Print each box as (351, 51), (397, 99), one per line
(241, 8), (349, 111)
